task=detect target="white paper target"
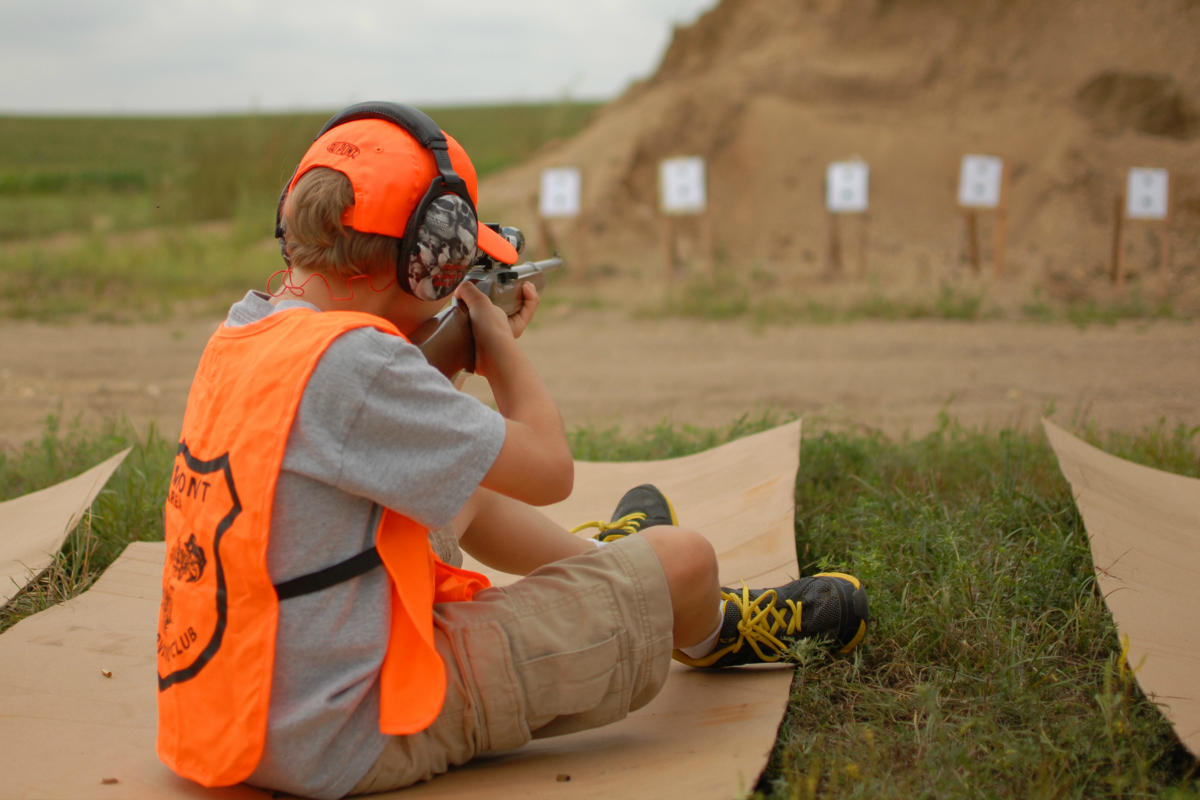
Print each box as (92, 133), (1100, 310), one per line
(957, 155), (1004, 208)
(539, 167), (582, 218)
(659, 157), (707, 215)
(826, 161), (869, 213)
(1126, 168), (1169, 220)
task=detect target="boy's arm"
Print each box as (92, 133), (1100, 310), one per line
(456, 281), (573, 507)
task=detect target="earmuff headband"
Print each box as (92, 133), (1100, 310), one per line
(314, 103), (471, 200)
(315, 101), (444, 150)
(274, 102), (471, 240)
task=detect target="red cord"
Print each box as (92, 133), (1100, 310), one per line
(266, 268), (397, 302)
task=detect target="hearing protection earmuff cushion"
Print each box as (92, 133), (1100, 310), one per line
(403, 193), (479, 301)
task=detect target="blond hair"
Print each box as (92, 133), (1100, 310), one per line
(281, 167), (398, 278)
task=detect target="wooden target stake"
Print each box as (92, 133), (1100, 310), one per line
(1109, 192), (1127, 291)
(826, 212), (870, 279)
(660, 214), (714, 285)
(858, 213), (870, 279)
(827, 212), (843, 277)
(538, 217), (558, 261)
(700, 212), (715, 280)
(824, 160), (870, 279)
(993, 166), (1011, 277)
(658, 156), (709, 286)
(962, 190), (1009, 276)
(660, 216), (677, 286)
(571, 215), (588, 281)
(957, 155), (1007, 277)
(1110, 183), (1172, 296)
(1160, 221), (1172, 295)
(538, 166), (584, 279)
(964, 210), (981, 274)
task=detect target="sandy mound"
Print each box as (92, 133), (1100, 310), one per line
(478, 0), (1200, 311)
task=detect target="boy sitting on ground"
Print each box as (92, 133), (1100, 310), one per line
(156, 103), (869, 799)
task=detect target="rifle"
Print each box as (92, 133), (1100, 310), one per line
(409, 225), (563, 379)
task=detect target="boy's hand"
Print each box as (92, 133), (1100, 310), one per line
(455, 281), (536, 379)
(506, 282), (539, 339)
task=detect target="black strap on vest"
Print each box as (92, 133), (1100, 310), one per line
(273, 546), (383, 601)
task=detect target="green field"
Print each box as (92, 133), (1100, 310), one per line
(2, 415), (1198, 798)
(0, 103), (599, 238)
(660, 274), (1187, 327)
(0, 104), (599, 320)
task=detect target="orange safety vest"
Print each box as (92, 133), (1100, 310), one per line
(156, 307), (490, 787)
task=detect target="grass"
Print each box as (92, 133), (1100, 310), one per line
(0, 222), (281, 321)
(0, 416), (173, 632)
(659, 277), (998, 324)
(760, 415), (1200, 799)
(1023, 287), (1181, 328)
(568, 411), (790, 461)
(1, 414), (1198, 797)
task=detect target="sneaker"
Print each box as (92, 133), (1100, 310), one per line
(570, 484), (679, 543)
(673, 573), (869, 668)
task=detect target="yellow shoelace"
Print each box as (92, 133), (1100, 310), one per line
(717, 583), (802, 663)
(569, 512), (647, 542)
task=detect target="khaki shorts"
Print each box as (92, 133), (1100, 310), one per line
(347, 532), (674, 796)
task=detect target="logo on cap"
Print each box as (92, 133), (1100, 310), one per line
(326, 141), (361, 159)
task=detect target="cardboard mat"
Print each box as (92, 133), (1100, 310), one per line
(0, 448), (131, 605)
(461, 418), (803, 589)
(0, 421), (802, 799)
(1044, 420), (1200, 758)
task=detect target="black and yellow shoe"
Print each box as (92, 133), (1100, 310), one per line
(570, 484), (679, 543)
(674, 573), (869, 668)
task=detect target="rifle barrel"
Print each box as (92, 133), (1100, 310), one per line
(513, 257), (564, 279)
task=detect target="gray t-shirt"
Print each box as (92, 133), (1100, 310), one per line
(221, 292), (505, 799)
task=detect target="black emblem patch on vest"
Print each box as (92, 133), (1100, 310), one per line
(171, 533), (207, 583)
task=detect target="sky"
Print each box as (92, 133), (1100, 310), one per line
(0, 0), (718, 115)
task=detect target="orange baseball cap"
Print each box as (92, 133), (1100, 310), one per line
(287, 118), (518, 265)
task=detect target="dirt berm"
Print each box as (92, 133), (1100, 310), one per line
(478, 0), (1200, 310)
